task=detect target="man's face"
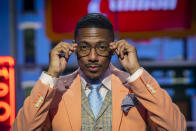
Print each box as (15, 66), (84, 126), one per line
(75, 28), (113, 80)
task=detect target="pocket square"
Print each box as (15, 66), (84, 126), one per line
(121, 94), (140, 114)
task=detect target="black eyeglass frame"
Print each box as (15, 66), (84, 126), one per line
(76, 42), (113, 57)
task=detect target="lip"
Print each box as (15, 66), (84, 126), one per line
(87, 66), (100, 72)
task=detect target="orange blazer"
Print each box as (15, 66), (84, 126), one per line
(12, 67), (186, 131)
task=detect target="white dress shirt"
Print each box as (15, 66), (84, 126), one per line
(40, 65), (143, 100)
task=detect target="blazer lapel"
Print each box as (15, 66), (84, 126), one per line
(62, 74), (81, 131)
(112, 74), (129, 131)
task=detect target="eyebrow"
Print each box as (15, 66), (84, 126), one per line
(78, 40), (108, 44)
(96, 40), (108, 44)
(77, 41), (90, 46)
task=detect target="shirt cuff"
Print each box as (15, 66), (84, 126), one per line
(39, 72), (58, 88)
(126, 68), (143, 83)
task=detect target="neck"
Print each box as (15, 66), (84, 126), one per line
(88, 78), (101, 84)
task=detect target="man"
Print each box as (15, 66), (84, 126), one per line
(12, 13), (186, 131)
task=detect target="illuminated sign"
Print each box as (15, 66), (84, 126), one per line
(46, 0), (193, 41)
(89, 0), (178, 12)
(0, 56), (15, 131)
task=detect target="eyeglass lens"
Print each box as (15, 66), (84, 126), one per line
(77, 43), (111, 57)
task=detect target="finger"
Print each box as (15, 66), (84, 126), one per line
(52, 43), (69, 56)
(69, 43), (78, 55)
(55, 46), (69, 55)
(68, 45), (75, 52)
(118, 42), (125, 59)
(59, 47), (70, 59)
(64, 42), (78, 52)
(109, 42), (116, 55)
(67, 44), (78, 57)
(68, 47), (75, 56)
(109, 41), (117, 50)
(115, 47), (120, 56)
(71, 40), (78, 46)
(58, 42), (76, 55)
(61, 43), (72, 49)
(116, 41), (124, 56)
(110, 41), (120, 55)
(61, 46), (74, 58)
(50, 47), (68, 60)
(71, 43), (78, 51)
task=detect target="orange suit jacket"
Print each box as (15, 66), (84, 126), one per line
(12, 66), (186, 131)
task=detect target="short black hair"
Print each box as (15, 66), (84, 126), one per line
(74, 13), (114, 41)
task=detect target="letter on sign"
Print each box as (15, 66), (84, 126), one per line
(0, 56), (15, 131)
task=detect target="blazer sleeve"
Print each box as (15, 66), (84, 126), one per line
(127, 69), (186, 131)
(11, 80), (55, 131)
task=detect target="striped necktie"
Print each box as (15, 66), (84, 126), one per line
(88, 83), (103, 118)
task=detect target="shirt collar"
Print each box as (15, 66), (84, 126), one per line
(79, 64), (112, 91)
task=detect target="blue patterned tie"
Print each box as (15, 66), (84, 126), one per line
(88, 83), (103, 118)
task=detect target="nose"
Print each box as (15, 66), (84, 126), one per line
(88, 48), (98, 62)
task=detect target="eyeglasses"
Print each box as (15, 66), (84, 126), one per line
(77, 42), (112, 57)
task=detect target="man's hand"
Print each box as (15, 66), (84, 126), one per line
(110, 40), (140, 75)
(47, 42), (77, 77)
